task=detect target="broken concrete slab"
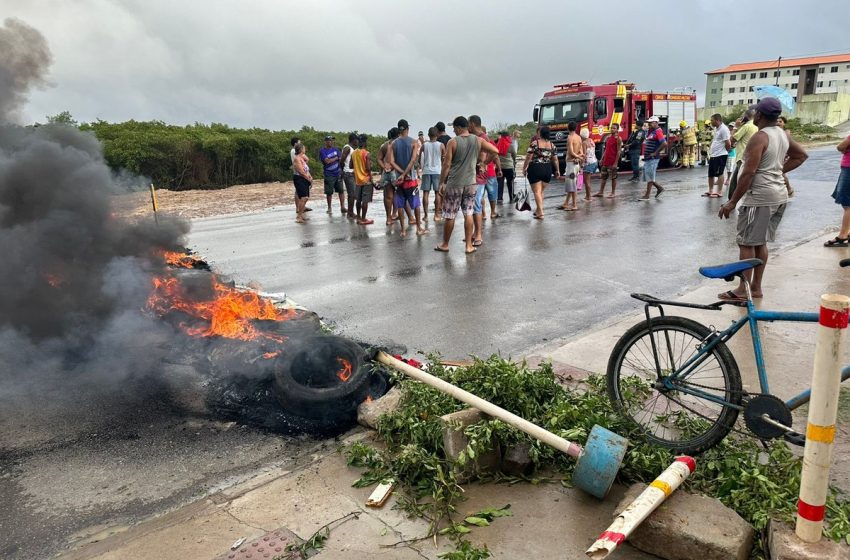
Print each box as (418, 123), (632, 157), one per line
(440, 408), (500, 482)
(614, 483), (754, 560)
(768, 519), (850, 560)
(357, 385), (403, 429)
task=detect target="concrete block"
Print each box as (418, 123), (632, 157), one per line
(440, 408), (500, 483)
(357, 385), (403, 429)
(768, 519), (850, 559)
(614, 483), (754, 560)
(501, 441), (534, 477)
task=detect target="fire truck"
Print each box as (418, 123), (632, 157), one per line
(532, 81), (697, 171)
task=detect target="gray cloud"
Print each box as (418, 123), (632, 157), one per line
(3, 0), (849, 132)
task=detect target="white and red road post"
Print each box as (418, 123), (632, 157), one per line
(796, 294), (850, 542)
(585, 456), (696, 559)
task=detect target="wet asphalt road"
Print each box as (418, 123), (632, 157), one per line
(189, 146), (843, 360)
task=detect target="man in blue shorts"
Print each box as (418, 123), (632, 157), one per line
(319, 135), (345, 214)
(467, 115), (501, 245)
(639, 116), (666, 200)
(387, 119), (427, 237)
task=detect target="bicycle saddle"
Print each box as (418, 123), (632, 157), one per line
(698, 258), (764, 280)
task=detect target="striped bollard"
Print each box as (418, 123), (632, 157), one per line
(585, 456), (695, 559)
(796, 294), (850, 542)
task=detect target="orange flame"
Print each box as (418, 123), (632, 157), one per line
(336, 357), (353, 382)
(45, 274), (64, 288)
(147, 275), (296, 342)
(164, 251), (201, 269)
(263, 351), (280, 359)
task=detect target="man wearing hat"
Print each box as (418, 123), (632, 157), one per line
(320, 135), (345, 214)
(718, 97), (808, 301)
(698, 120), (713, 166)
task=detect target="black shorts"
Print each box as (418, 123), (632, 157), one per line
(527, 161), (553, 184)
(708, 155), (728, 178)
(294, 175), (311, 198)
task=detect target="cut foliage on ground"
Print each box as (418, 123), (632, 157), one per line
(345, 356), (850, 559)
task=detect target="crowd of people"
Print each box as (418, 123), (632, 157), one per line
(284, 99), (850, 303)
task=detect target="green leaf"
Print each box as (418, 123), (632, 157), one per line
(464, 516), (490, 527)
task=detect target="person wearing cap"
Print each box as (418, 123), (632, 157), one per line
(638, 116), (666, 200)
(679, 120), (697, 168)
(434, 116), (499, 254)
(718, 97), (808, 300)
(319, 135), (345, 215)
(386, 119), (427, 237)
(698, 120), (713, 166)
(727, 109), (758, 200)
(703, 114), (730, 198)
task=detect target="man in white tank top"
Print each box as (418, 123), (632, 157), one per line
(718, 97), (808, 300)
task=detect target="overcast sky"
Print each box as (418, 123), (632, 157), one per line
(4, 0), (849, 133)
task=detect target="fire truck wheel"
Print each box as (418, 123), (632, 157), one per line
(667, 146), (681, 168)
(273, 335), (372, 419)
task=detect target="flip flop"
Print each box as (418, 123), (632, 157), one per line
(592, 193), (604, 197)
(701, 192), (711, 197)
(472, 240), (483, 247)
(533, 214), (544, 219)
(434, 246), (449, 252)
(717, 290), (746, 301)
(824, 237), (850, 247)
(709, 193), (720, 198)
(465, 247), (477, 254)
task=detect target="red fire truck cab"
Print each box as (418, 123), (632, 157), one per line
(533, 81), (697, 171)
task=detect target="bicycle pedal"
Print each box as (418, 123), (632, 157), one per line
(784, 432), (806, 447)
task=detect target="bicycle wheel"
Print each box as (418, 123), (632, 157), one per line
(607, 316), (742, 455)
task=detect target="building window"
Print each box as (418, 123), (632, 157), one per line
(831, 66), (839, 73)
(773, 71), (780, 77)
(791, 83), (798, 89)
(738, 87), (745, 92)
(712, 76), (719, 82)
(748, 73), (755, 79)
(727, 100), (734, 106)
(817, 81), (823, 87)
(829, 80), (835, 87)
(711, 88), (717, 94)
(759, 72), (768, 78)
(710, 101), (717, 107)
(792, 69), (800, 76)
(729, 74), (737, 81)
(818, 68), (825, 74)
(728, 87), (735, 93)
(740, 74), (746, 80)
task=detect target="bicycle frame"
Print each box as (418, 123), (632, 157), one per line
(653, 295), (850, 412)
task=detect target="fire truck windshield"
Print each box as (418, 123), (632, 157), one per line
(539, 101), (589, 125)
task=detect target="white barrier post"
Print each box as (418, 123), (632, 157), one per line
(796, 294), (850, 543)
(585, 456), (695, 559)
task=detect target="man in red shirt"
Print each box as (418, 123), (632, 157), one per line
(594, 123), (622, 198)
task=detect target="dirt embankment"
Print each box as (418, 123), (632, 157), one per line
(112, 180), (308, 220)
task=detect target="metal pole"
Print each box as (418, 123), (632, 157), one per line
(376, 352), (583, 458)
(795, 294), (850, 542)
(775, 56), (782, 86)
(586, 457), (695, 559)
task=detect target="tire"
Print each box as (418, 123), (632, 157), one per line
(606, 316), (742, 455)
(666, 145), (681, 168)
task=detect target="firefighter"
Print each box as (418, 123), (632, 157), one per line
(679, 120), (698, 168)
(698, 119), (713, 166)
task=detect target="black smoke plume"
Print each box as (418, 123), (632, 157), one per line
(0, 20), (191, 434)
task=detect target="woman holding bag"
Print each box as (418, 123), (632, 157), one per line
(522, 126), (560, 219)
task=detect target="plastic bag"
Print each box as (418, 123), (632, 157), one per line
(514, 182), (531, 212)
(576, 172), (584, 192)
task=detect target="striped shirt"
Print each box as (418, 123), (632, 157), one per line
(644, 128), (665, 160)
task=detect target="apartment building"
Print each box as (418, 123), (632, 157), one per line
(704, 53), (850, 109)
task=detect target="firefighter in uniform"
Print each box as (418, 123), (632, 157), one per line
(679, 120), (697, 168)
(697, 120), (713, 166)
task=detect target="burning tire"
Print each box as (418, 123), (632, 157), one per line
(273, 335), (373, 422)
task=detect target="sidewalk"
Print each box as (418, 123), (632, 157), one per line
(60, 233), (850, 560)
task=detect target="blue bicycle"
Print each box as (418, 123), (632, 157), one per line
(606, 257), (850, 455)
